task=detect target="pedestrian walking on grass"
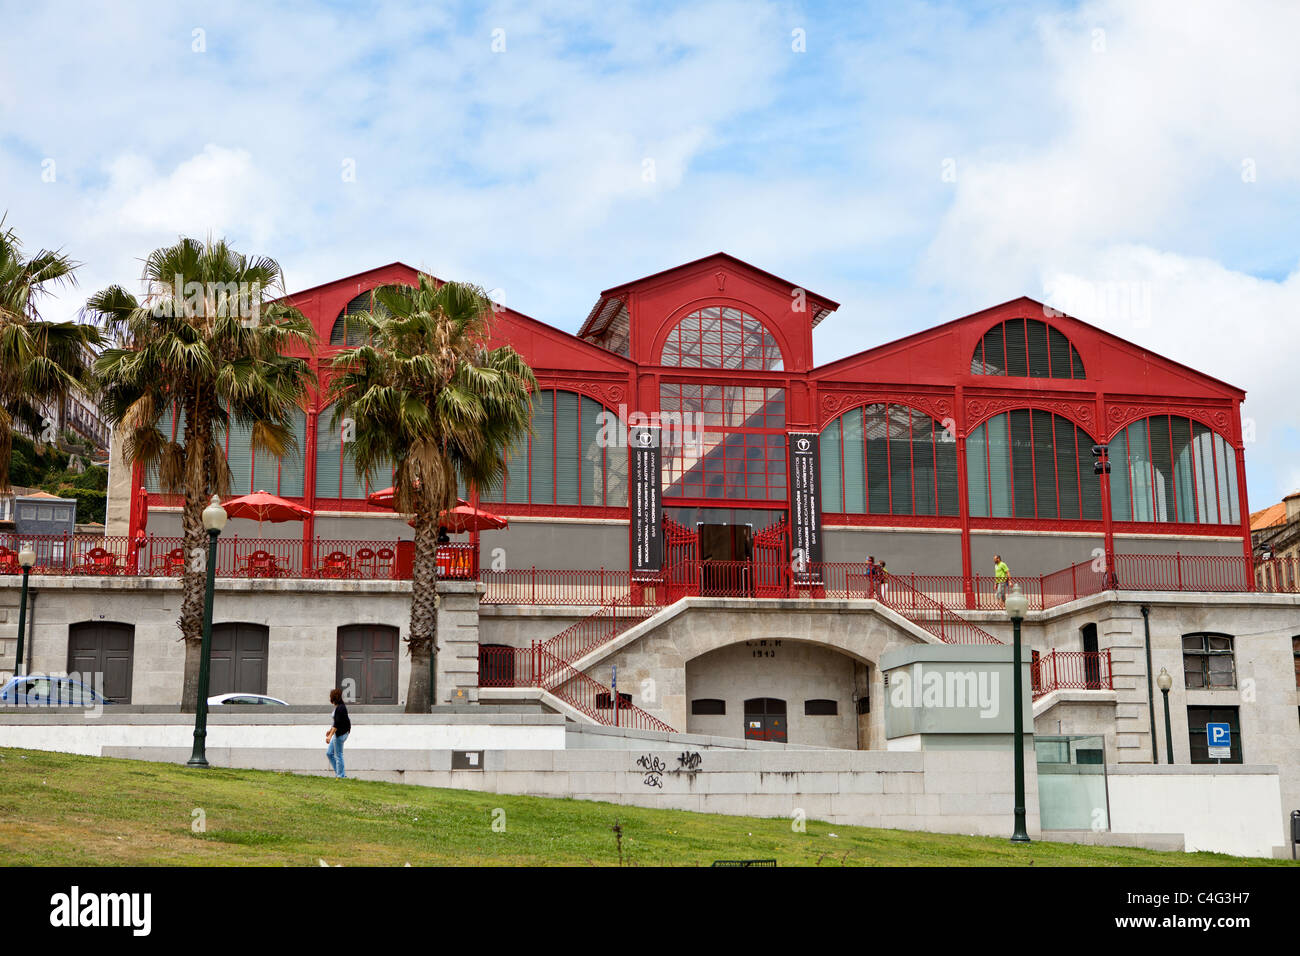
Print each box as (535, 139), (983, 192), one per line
(326, 687), (351, 779)
(994, 554), (1011, 607)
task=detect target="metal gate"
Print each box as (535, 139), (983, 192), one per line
(752, 516), (789, 597)
(663, 517), (698, 603)
(743, 697), (788, 742)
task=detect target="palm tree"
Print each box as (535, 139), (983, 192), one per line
(328, 275), (536, 713)
(0, 214), (102, 491)
(86, 237), (315, 711)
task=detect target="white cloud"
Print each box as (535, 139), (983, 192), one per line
(921, 0), (1300, 504)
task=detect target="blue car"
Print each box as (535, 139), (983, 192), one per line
(0, 675), (114, 707)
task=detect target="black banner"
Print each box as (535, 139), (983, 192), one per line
(630, 425), (662, 577)
(787, 431), (823, 584)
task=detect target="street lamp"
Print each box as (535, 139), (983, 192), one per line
(1005, 583), (1031, 844)
(12, 546), (36, 677)
(1156, 666), (1174, 764)
(188, 495), (227, 768)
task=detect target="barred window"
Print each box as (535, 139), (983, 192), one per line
(480, 389), (628, 507)
(1182, 633), (1235, 689)
(1109, 415), (1239, 525)
(967, 410), (1101, 520)
(659, 307), (783, 371)
(820, 404), (959, 516)
(972, 318), (1084, 379)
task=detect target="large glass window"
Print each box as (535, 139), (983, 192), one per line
(967, 410), (1101, 520)
(315, 405), (391, 500)
(480, 389), (628, 507)
(972, 318), (1085, 379)
(659, 307), (783, 371)
(820, 404), (958, 516)
(144, 404), (306, 497)
(1109, 415), (1239, 525)
(660, 383), (786, 501)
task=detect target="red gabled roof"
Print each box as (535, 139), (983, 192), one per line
(813, 295), (1246, 398)
(282, 261), (633, 374)
(580, 252), (841, 338)
(281, 261), (421, 300)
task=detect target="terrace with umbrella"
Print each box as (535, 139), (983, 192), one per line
(365, 487), (507, 578)
(220, 490), (311, 578)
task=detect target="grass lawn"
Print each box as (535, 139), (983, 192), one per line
(1, 747), (1292, 867)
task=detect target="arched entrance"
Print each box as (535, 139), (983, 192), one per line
(684, 639), (871, 748)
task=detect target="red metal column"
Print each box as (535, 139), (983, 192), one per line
(1097, 394), (1116, 585)
(302, 405), (318, 574)
(1234, 438), (1253, 589)
(954, 385), (974, 609)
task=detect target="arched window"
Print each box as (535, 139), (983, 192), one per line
(972, 318), (1085, 379)
(659, 306), (783, 371)
(314, 405), (391, 500)
(480, 389), (628, 507)
(329, 290), (387, 346)
(1108, 415), (1239, 525)
(143, 404), (306, 497)
(820, 404), (959, 516)
(966, 410), (1101, 520)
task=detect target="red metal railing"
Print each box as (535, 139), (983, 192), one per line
(1112, 552), (1252, 593)
(537, 595), (659, 667)
(480, 567), (632, 605)
(1031, 649), (1113, 700)
(0, 533), (481, 582)
(534, 648), (674, 732)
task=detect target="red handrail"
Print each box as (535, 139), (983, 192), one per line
(1030, 649), (1114, 700)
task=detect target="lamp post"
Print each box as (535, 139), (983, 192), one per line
(1005, 583), (1031, 843)
(188, 495), (227, 768)
(13, 546), (36, 677)
(1157, 667), (1174, 764)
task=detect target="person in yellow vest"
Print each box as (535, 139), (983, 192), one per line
(994, 554), (1011, 607)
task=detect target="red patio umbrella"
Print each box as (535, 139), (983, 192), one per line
(366, 485), (468, 511)
(222, 490), (311, 524)
(404, 503), (509, 533)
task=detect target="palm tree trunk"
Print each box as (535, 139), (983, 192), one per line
(177, 487), (207, 712)
(405, 518), (440, 713)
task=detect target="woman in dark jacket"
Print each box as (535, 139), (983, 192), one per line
(326, 687), (351, 778)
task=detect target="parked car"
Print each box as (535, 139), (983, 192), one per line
(0, 675), (114, 706)
(207, 693), (288, 707)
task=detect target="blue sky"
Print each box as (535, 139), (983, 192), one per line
(2, 0), (1297, 507)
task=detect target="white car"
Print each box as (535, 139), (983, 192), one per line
(207, 693), (288, 706)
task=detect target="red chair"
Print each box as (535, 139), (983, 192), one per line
(375, 547), (395, 579)
(243, 550), (284, 579)
(317, 551), (356, 579)
(0, 547), (19, 575)
(355, 547), (376, 579)
(78, 547), (120, 576)
(152, 547), (185, 576)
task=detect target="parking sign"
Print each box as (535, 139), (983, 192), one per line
(1206, 722), (1231, 759)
